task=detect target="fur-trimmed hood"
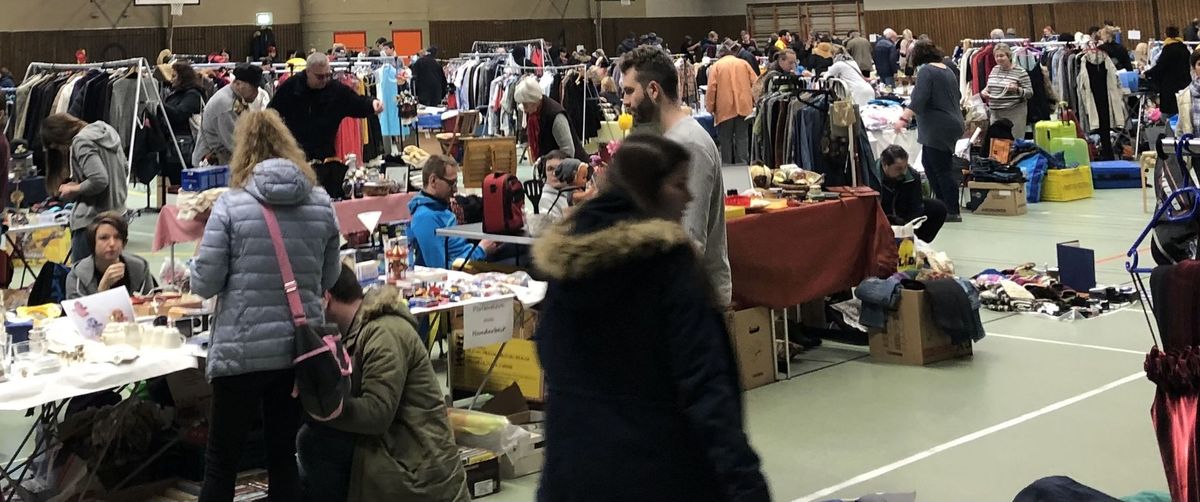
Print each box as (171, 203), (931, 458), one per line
(533, 214), (692, 281)
(358, 284), (419, 328)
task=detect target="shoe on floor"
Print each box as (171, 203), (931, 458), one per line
(947, 214), (963, 223)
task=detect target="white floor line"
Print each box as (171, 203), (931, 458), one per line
(791, 371), (1146, 502)
(986, 333), (1148, 355)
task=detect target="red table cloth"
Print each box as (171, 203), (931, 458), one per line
(152, 193), (416, 252)
(727, 194), (897, 309)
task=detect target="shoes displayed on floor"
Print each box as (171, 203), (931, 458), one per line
(947, 214), (964, 223)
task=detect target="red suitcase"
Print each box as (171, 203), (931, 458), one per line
(482, 172), (526, 235)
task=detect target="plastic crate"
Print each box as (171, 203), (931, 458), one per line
(1034, 120), (1077, 150)
(1048, 137), (1090, 168)
(1091, 160), (1141, 189)
(417, 113), (442, 129)
(1042, 166), (1094, 202)
(181, 165), (229, 192)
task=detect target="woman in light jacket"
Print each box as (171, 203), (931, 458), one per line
(1175, 50), (1200, 136)
(191, 109), (341, 502)
(40, 113), (127, 263)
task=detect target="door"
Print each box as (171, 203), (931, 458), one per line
(392, 30), (424, 64)
(333, 31), (368, 54)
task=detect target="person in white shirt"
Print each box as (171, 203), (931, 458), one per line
(815, 46), (876, 107)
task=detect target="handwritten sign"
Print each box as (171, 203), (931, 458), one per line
(463, 299), (513, 350)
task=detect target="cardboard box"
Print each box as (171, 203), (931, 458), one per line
(460, 447), (502, 499)
(968, 181), (1027, 216)
(725, 308), (776, 390)
(450, 315), (546, 401)
(868, 289), (972, 365)
(499, 431), (545, 479)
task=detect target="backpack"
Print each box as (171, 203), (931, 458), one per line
(482, 172), (525, 234)
(260, 204), (353, 422)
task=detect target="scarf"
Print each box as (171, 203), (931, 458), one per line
(527, 111), (542, 161)
(1164, 37), (1185, 46)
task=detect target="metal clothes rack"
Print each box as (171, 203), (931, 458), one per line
(23, 58), (187, 205)
(965, 38), (1030, 46)
(190, 62), (263, 70)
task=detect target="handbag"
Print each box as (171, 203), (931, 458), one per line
(260, 204), (353, 421)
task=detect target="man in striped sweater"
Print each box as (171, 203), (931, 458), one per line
(983, 43), (1034, 139)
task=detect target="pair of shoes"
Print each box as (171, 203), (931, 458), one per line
(947, 214), (964, 223)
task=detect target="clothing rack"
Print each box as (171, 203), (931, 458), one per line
(191, 62), (263, 70)
(965, 38), (1030, 46)
(472, 39), (547, 55)
(23, 57), (186, 180)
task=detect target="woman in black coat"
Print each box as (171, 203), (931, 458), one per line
(531, 134), (771, 502)
(161, 62), (206, 180)
(1146, 27), (1193, 116)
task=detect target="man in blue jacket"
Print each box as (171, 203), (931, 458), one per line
(874, 29), (900, 87)
(408, 155), (495, 269)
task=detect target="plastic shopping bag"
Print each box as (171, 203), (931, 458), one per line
(892, 216), (927, 273)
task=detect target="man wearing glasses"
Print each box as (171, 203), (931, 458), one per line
(407, 155), (497, 268)
(269, 52), (383, 197)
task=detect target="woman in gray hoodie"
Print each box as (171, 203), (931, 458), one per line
(191, 109), (341, 502)
(40, 114), (128, 262)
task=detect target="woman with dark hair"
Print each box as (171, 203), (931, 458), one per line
(532, 134), (770, 502)
(65, 211), (157, 299)
(895, 40), (964, 222)
(163, 62), (206, 177)
(40, 113), (127, 262)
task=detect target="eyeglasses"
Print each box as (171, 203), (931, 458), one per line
(436, 174), (459, 187)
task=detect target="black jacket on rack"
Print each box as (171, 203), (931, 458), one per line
(411, 54), (447, 107)
(1100, 42), (1133, 72)
(269, 70), (377, 161)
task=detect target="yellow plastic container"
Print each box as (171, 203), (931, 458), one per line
(1041, 166), (1094, 202)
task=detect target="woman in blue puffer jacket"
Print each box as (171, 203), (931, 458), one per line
(191, 109), (341, 502)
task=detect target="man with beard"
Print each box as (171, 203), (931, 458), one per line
(619, 46), (731, 306)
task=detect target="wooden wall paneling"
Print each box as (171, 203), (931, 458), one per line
(429, 19), (595, 58)
(1049, 0), (1155, 46)
(1030, 4), (1056, 38)
(1154, 0), (1196, 35)
(864, 5), (1003, 49)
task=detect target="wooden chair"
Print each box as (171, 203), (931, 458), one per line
(437, 110), (481, 159)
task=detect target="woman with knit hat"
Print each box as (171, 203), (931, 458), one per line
(514, 76), (588, 162)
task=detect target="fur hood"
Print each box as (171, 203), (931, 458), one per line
(532, 217), (692, 281)
(358, 285), (419, 328)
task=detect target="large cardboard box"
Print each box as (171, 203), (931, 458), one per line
(968, 181), (1027, 216)
(451, 308), (546, 402)
(725, 308), (775, 390)
(868, 289), (973, 365)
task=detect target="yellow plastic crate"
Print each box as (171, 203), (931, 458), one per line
(1042, 166), (1094, 202)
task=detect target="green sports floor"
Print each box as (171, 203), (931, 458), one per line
(0, 185), (1170, 501)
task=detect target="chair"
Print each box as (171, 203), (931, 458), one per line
(437, 110), (482, 160)
(524, 179), (544, 214)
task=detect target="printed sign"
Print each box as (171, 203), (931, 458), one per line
(1128, 30), (1141, 41)
(463, 299), (514, 349)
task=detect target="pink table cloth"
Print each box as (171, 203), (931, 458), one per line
(152, 193), (416, 252)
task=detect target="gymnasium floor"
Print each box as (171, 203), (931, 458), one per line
(0, 185), (1169, 501)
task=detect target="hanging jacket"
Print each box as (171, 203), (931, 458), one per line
(1077, 51), (1127, 132)
(68, 122), (128, 231)
(324, 285), (470, 502)
(531, 189), (771, 502)
(411, 54), (448, 107)
(191, 158), (342, 380)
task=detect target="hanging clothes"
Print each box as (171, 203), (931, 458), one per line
(377, 65), (401, 137)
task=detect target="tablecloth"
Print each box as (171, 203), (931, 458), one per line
(0, 349), (198, 411)
(727, 194), (897, 309)
(152, 193), (417, 251)
(866, 129), (924, 171)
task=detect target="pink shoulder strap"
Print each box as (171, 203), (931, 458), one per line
(260, 204), (309, 327)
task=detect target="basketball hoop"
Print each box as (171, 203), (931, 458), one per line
(133, 0), (198, 16)
(170, 2), (184, 15)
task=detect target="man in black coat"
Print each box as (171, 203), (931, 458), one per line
(411, 47), (447, 107)
(871, 145), (948, 242)
(1185, 19), (1200, 42)
(269, 52), (381, 160)
(1146, 27), (1193, 116)
(268, 52), (381, 196)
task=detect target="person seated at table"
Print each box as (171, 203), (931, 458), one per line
(297, 264), (469, 502)
(66, 211), (158, 299)
(870, 145), (947, 243)
(537, 150), (595, 225)
(408, 155), (497, 268)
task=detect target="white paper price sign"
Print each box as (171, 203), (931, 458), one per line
(462, 299), (514, 349)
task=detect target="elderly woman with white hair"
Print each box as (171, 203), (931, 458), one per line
(514, 76), (589, 162)
(983, 43), (1033, 139)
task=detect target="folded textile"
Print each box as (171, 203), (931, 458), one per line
(924, 278), (981, 344)
(855, 277), (901, 329)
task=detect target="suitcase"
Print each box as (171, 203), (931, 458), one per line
(482, 172), (526, 235)
(1091, 160), (1141, 189)
(1034, 120), (1078, 150)
(1048, 138), (1090, 168)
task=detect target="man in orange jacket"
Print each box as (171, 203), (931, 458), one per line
(706, 40), (759, 164)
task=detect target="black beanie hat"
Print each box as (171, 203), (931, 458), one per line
(233, 63), (264, 87)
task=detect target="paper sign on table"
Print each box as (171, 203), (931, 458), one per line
(61, 287), (136, 339)
(463, 299), (513, 349)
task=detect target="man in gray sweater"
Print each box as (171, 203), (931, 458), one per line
(192, 64), (269, 166)
(620, 46), (732, 306)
